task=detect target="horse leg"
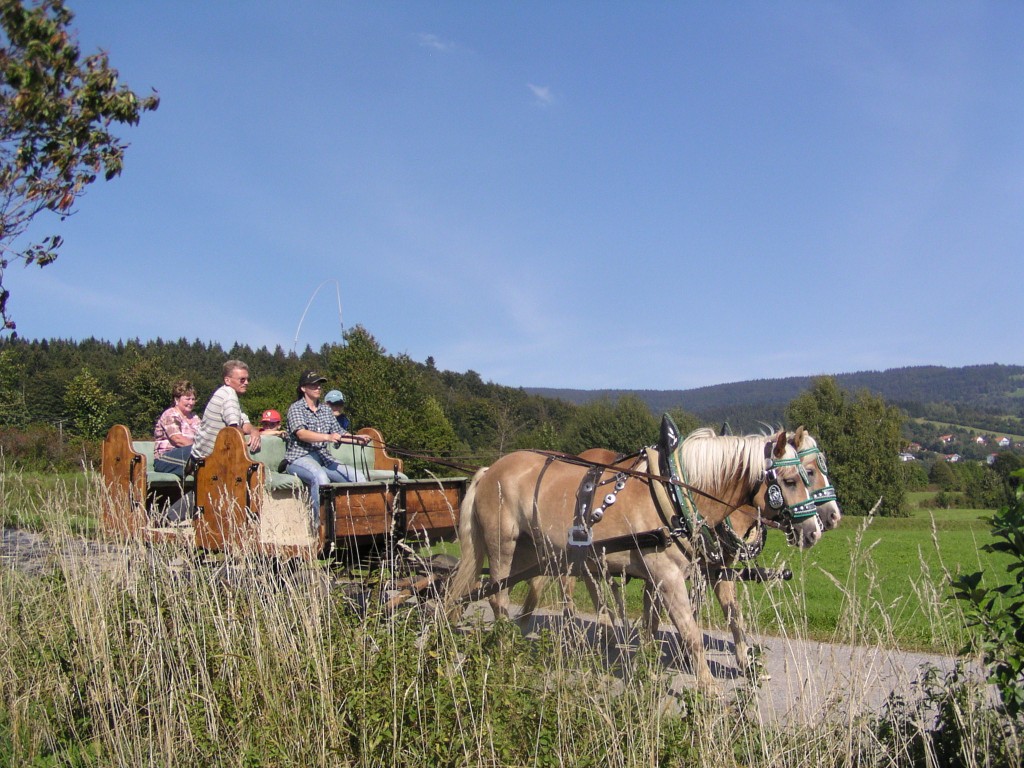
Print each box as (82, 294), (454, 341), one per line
(641, 578), (662, 637)
(571, 565), (620, 646)
(520, 575), (547, 628)
(560, 574), (578, 618)
(710, 574), (751, 675)
(489, 536), (535, 623)
(607, 576), (630, 644)
(645, 555), (719, 693)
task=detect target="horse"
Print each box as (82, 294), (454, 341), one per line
(682, 427), (842, 671)
(445, 424), (820, 691)
(522, 426), (836, 675)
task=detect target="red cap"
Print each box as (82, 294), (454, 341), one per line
(260, 409), (281, 423)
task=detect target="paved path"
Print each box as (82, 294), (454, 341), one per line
(499, 606), (977, 722)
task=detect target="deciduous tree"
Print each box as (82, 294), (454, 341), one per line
(0, 0), (158, 331)
(787, 376), (906, 516)
(330, 326), (458, 474)
(561, 395), (659, 455)
(63, 365), (115, 439)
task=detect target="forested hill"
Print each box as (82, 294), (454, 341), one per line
(527, 364), (1024, 427)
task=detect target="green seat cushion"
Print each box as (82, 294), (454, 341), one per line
(251, 436), (288, 473)
(133, 440), (190, 485)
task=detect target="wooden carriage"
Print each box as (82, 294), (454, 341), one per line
(100, 424), (466, 566)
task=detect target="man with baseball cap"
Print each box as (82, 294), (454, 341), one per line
(283, 370), (368, 523)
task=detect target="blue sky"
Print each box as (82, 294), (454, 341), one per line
(7, 1), (1023, 389)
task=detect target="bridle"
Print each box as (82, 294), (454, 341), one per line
(797, 445), (840, 509)
(753, 439), (820, 543)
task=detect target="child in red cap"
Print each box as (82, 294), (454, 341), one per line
(260, 408), (285, 437)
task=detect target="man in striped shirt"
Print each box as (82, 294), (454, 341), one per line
(190, 359), (262, 462)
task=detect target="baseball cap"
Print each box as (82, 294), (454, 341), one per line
(298, 370), (327, 387)
(260, 409), (281, 423)
(324, 390), (345, 404)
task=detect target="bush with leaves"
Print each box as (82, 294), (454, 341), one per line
(62, 366), (116, 439)
(899, 460), (930, 492)
(787, 376), (907, 516)
(951, 483), (1024, 718)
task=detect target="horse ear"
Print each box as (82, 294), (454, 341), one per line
(794, 425), (807, 447)
(773, 431), (787, 459)
(660, 413), (681, 453)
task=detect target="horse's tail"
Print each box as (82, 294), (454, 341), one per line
(446, 466), (489, 617)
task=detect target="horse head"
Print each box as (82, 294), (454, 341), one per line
(790, 426), (842, 531)
(751, 431), (822, 549)
(675, 426), (822, 549)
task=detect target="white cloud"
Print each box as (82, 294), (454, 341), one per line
(418, 33), (453, 52)
(528, 83), (554, 105)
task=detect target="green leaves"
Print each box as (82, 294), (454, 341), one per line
(950, 489), (1024, 717)
(330, 326), (460, 474)
(787, 376), (907, 516)
(0, 0), (158, 331)
(62, 365), (116, 439)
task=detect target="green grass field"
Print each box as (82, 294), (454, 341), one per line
(748, 507), (1007, 649)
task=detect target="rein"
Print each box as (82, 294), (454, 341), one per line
(375, 440), (794, 534)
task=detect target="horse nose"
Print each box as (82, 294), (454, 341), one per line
(824, 505), (842, 531)
(800, 526), (822, 548)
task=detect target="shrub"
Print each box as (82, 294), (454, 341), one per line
(0, 425), (99, 472)
(951, 487), (1024, 718)
(900, 460), (930, 491)
(869, 664), (1019, 768)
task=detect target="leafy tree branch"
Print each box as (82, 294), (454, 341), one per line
(0, 0), (158, 331)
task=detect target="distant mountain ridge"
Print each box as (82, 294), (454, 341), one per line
(526, 364), (1024, 424)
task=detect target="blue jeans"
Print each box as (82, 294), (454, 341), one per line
(284, 453), (367, 521)
(154, 445), (193, 477)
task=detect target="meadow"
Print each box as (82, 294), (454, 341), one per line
(0, 470), (1020, 766)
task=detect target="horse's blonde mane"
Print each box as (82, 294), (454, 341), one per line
(676, 427), (788, 492)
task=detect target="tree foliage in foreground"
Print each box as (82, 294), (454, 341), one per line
(787, 376), (906, 516)
(0, 0), (158, 331)
(951, 483), (1024, 718)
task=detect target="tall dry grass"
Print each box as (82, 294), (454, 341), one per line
(0, 470), (1020, 767)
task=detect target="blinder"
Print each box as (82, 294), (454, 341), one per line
(797, 446), (839, 508)
(761, 440), (818, 531)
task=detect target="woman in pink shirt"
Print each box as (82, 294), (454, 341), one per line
(153, 380), (201, 477)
